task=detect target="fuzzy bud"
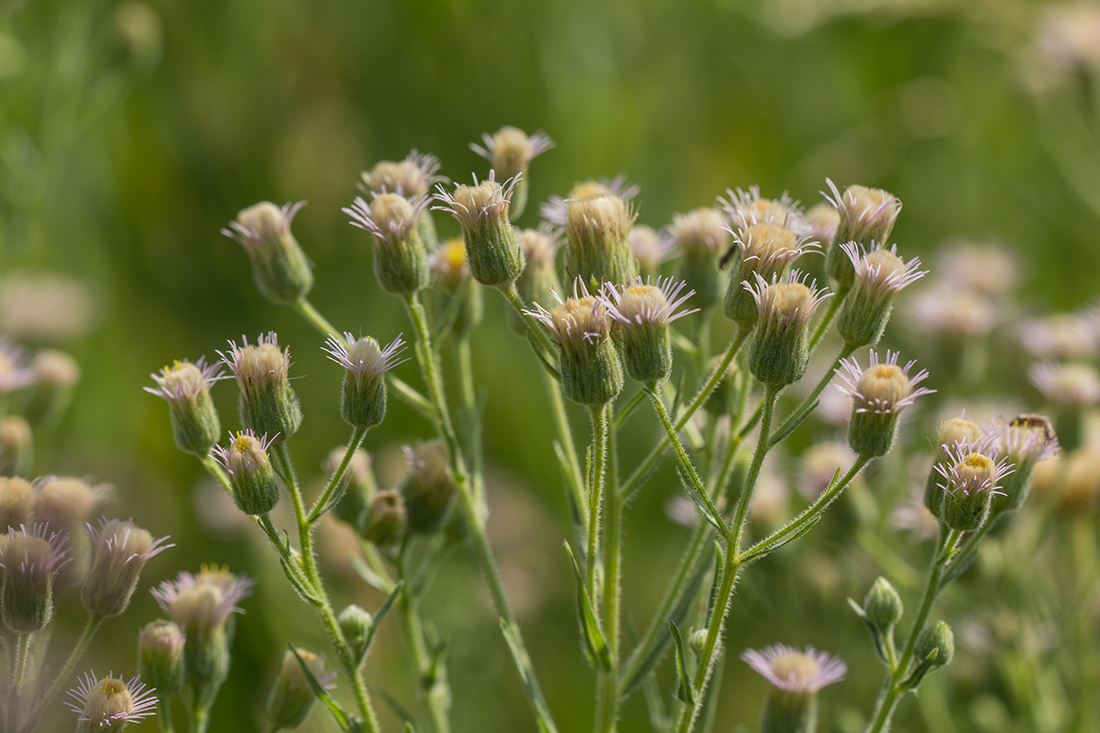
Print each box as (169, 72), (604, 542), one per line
(935, 447), (1012, 532)
(361, 489), (407, 545)
(346, 192), (431, 295)
(433, 174), (525, 287)
(68, 672), (157, 733)
(723, 223), (815, 330)
(266, 648), (333, 730)
(564, 194), (639, 288)
(0, 477), (34, 531)
(837, 351), (934, 458)
(836, 242), (925, 348)
(923, 418), (985, 518)
(915, 620), (954, 671)
(470, 127), (554, 219)
(0, 525), (69, 632)
(339, 604), (374, 665)
(222, 333), (302, 439)
(822, 181), (902, 292)
(324, 333), (407, 430)
(138, 620), (186, 697)
(211, 431), (280, 516)
(863, 577), (903, 632)
(0, 416), (32, 477)
(672, 208), (730, 311)
(745, 272), (829, 387)
(602, 277), (697, 384)
(145, 358), (222, 456)
(82, 519), (170, 618)
(401, 441), (456, 535)
(222, 201), (313, 304)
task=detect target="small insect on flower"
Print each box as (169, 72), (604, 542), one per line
(600, 277), (698, 384)
(323, 332), (408, 430)
(985, 413), (1060, 510)
(145, 357), (223, 456)
(836, 350), (934, 458)
(67, 671), (157, 733)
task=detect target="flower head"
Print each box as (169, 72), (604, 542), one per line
(822, 180), (902, 290)
(803, 202), (840, 249)
(938, 242), (1018, 299)
(720, 186), (808, 236)
(741, 644), (847, 693)
(909, 284), (1001, 338)
(138, 620), (186, 697)
(211, 430), (280, 515)
(266, 648), (337, 730)
(1017, 311), (1100, 360)
(0, 524), (70, 632)
(600, 277), (697, 383)
(345, 192), (431, 294)
(837, 350), (934, 457)
(933, 443), (1014, 531)
(744, 271), (830, 386)
(0, 341), (35, 394)
(220, 332), (302, 438)
(324, 333), (407, 429)
(82, 519), (171, 618)
(984, 414), (1060, 510)
(67, 671), (157, 732)
(924, 418), (986, 517)
(470, 126), (554, 179)
(145, 357), (223, 456)
(563, 193), (639, 287)
(221, 200), (304, 252)
(539, 175), (640, 226)
(1030, 362), (1100, 408)
(221, 201), (313, 304)
(672, 208), (730, 310)
(836, 241), (927, 347)
(152, 566), (255, 634)
(359, 150), (443, 198)
(627, 226), (673, 277)
(433, 172), (525, 286)
(721, 222), (818, 329)
(1037, 2), (1100, 73)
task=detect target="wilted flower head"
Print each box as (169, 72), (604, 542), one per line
(720, 186), (807, 235)
(82, 519), (171, 618)
(0, 524), (70, 632)
(220, 332), (302, 438)
(152, 566), (255, 634)
(470, 126), (554, 179)
(221, 201), (313, 304)
(359, 150), (442, 198)
(539, 174), (640, 226)
(741, 644), (847, 693)
(67, 671), (157, 732)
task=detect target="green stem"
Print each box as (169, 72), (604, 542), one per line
(20, 614), (103, 733)
(294, 298), (344, 340)
(399, 585), (451, 733)
(595, 405), (622, 733)
(942, 507), (1007, 583)
(455, 335), (485, 510)
(159, 698), (175, 733)
(499, 282), (558, 359)
(586, 404), (610, 604)
(769, 344), (856, 449)
(12, 632), (29, 689)
(192, 707), (208, 733)
(808, 286), (845, 351)
(308, 425), (369, 523)
(546, 369), (587, 526)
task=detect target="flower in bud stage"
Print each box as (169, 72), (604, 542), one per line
(266, 648), (336, 730)
(400, 440), (457, 535)
(470, 126), (554, 218)
(34, 476), (110, 585)
(345, 192), (431, 295)
(323, 332), (407, 430)
(430, 238), (484, 335)
(803, 202), (840, 252)
(509, 226), (563, 335)
(821, 180), (901, 291)
(563, 193), (639, 287)
(82, 519), (171, 618)
(836, 242), (926, 348)
(671, 208), (731, 311)
(915, 620), (954, 671)
(67, 671), (157, 733)
(145, 357), (223, 456)
(741, 644), (846, 733)
(221, 333), (302, 439)
(703, 354), (740, 416)
(923, 418), (985, 518)
(0, 524), (69, 632)
(600, 277), (697, 384)
(525, 281), (624, 406)
(864, 577), (903, 632)
(211, 430), (280, 516)
(433, 172), (526, 287)
(628, 226), (673, 279)
(722, 223), (818, 330)
(324, 447), (377, 528)
(539, 175), (640, 226)
(0, 340), (34, 394)
(222, 201), (313, 304)
(24, 348), (80, 427)
(986, 414), (1060, 511)
(138, 620), (186, 697)
(0, 415), (32, 477)
(0, 477), (34, 531)
(359, 151), (444, 250)
(720, 186), (808, 237)
(361, 489), (407, 545)
(338, 604), (374, 665)
(836, 350), (934, 458)
(933, 443), (1013, 532)
(745, 271), (830, 387)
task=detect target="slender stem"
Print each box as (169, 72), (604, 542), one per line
(455, 335), (485, 510)
(545, 370), (587, 525)
(769, 344), (856, 449)
(595, 405), (622, 733)
(942, 507), (1007, 582)
(20, 614), (103, 733)
(399, 585), (451, 733)
(159, 698), (175, 733)
(11, 633), (29, 689)
(587, 405), (610, 603)
(729, 386), (781, 548)
(294, 298), (344, 340)
(499, 282), (557, 359)
(808, 287), (845, 351)
(308, 425), (369, 523)
(192, 707), (208, 733)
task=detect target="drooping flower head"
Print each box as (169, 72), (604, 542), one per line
(0, 523), (70, 632)
(221, 201), (313, 304)
(933, 442), (1014, 531)
(744, 271), (831, 387)
(821, 180), (902, 291)
(538, 174), (640, 226)
(470, 127), (554, 219)
(563, 193), (639, 288)
(323, 332), (408, 430)
(220, 332), (302, 439)
(81, 519), (171, 618)
(721, 222), (818, 331)
(145, 357), (223, 456)
(211, 430), (281, 516)
(601, 277), (697, 383)
(433, 172), (526, 287)
(345, 192), (431, 295)
(742, 644), (846, 733)
(836, 241), (927, 348)
(836, 350), (934, 458)
(67, 671), (157, 733)
(671, 208), (731, 311)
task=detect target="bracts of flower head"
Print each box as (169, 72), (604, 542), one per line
(524, 280), (624, 406)
(835, 350), (934, 459)
(265, 648), (337, 731)
(323, 332), (408, 430)
(81, 519), (171, 618)
(721, 221), (818, 332)
(222, 201), (313, 305)
(835, 242), (926, 348)
(345, 191), (432, 295)
(744, 271), (831, 387)
(359, 150), (444, 250)
(0, 524), (70, 633)
(741, 644), (846, 733)
(470, 127), (554, 219)
(599, 276), (697, 385)
(923, 417), (986, 519)
(562, 192), (639, 289)
(219, 333), (302, 440)
(821, 181), (902, 293)
(211, 430), (281, 516)
(67, 671), (157, 733)
(932, 441), (1014, 532)
(144, 358), (223, 456)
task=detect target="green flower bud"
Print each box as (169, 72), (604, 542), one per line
(915, 620), (954, 671)
(602, 277), (697, 385)
(346, 192), (431, 295)
(323, 332), (407, 430)
(222, 333), (302, 439)
(822, 181), (901, 292)
(433, 174), (525, 287)
(69, 671), (158, 732)
(338, 604), (374, 665)
(1, 525), (68, 632)
(745, 272), (830, 387)
(989, 414), (1059, 511)
(0, 415), (32, 477)
(222, 201), (313, 305)
(672, 208), (730, 311)
(431, 238), (484, 336)
(934, 445), (1013, 533)
(138, 620), (186, 697)
(211, 430), (280, 516)
(742, 644), (847, 733)
(721, 186), (808, 237)
(837, 351), (933, 459)
(145, 358), (222, 456)
(863, 577), (903, 631)
(82, 519), (170, 618)
(689, 628), (708, 655)
(401, 441), (456, 535)
(361, 489), (407, 545)
(266, 648), (333, 730)
(835, 242), (925, 348)
(0, 477), (34, 532)
(722, 223), (816, 331)
(563, 194), (639, 288)
(924, 418), (985, 518)
(359, 152), (443, 250)
(470, 127), (554, 219)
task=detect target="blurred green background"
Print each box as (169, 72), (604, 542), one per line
(3, 0), (1099, 730)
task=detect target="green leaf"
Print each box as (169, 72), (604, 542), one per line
(668, 620), (695, 706)
(361, 581), (404, 658)
(377, 686), (416, 727)
(350, 556), (395, 594)
(739, 515), (823, 566)
(563, 542), (612, 671)
(279, 558), (323, 606)
(290, 646), (353, 730)
(768, 399), (820, 449)
(674, 466), (731, 543)
(499, 619), (560, 733)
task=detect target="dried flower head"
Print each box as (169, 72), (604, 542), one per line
(145, 357), (223, 456)
(324, 332), (407, 429)
(82, 519), (171, 618)
(822, 180), (902, 290)
(601, 277), (697, 383)
(220, 332), (302, 438)
(837, 241), (927, 347)
(742, 644), (847, 693)
(433, 172), (525, 286)
(359, 150), (443, 198)
(67, 671), (157, 733)
(722, 222), (818, 330)
(0, 524), (70, 632)
(837, 350), (934, 457)
(744, 271), (830, 386)
(345, 192), (431, 295)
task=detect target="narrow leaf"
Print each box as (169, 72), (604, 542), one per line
(500, 619), (559, 733)
(563, 542), (612, 671)
(668, 620), (695, 706)
(279, 559), (323, 606)
(362, 581), (404, 656)
(739, 515), (823, 565)
(675, 466), (731, 543)
(290, 646), (353, 730)
(350, 556), (395, 594)
(768, 399), (821, 448)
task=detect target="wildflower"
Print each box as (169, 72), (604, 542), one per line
(539, 175), (640, 226)
(510, 226), (563, 334)
(361, 489), (407, 545)
(986, 414), (1059, 510)
(836, 242), (926, 348)
(563, 193), (639, 287)
(0, 415), (32, 477)
(933, 443), (1013, 532)
(360, 150), (443, 199)
(400, 440), (456, 535)
(345, 192), (431, 295)
(1043, 446), (1100, 515)
(914, 620), (955, 673)
(323, 332), (407, 430)
(430, 238), (484, 335)
(138, 620), (186, 697)
(744, 271), (830, 387)
(722, 223), (817, 331)
(803, 202), (840, 251)
(863, 577), (903, 633)
(82, 519), (171, 618)
(742, 644), (846, 733)
(66, 671), (157, 733)
(24, 348), (81, 427)
(470, 126), (554, 218)
(720, 187), (807, 236)
(1037, 2), (1100, 73)
(908, 285), (1000, 339)
(0, 477), (34, 531)
(433, 172), (526, 287)
(145, 357), (223, 456)
(34, 476), (110, 585)
(525, 281), (624, 406)
(220, 332), (302, 439)
(0, 524), (69, 632)
(1017, 311), (1100, 360)
(892, 489), (940, 541)
(671, 208), (731, 311)
(266, 648), (336, 730)
(628, 225), (673, 278)
(821, 180), (902, 291)
(211, 430), (281, 516)
(937, 242), (1018, 300)
(836, 350), (934, 458)
(923, 418), (986, 518)
(338, 605), (374, 664)
(222, 201), (313, 305)
(601, 277), (697, 384)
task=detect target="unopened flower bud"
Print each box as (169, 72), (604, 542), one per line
(338, 604), (374, 665)
(923, 418), (985, 517)
(138, 620), (186, 696)
(863, 577), (903, 631)
(989, 414), (1059, 511)
(540, 175), (640, 226)
(24, 348), (80, 427)
(721, 186), (807, 236)
(401, 441), (456, 535)
(361, 489), (407, 545)
(601, 278), (697, 384)
(82, 519), (171, 618)
(564, 194), (639, 288)
(629, 226), (672, 278)
(723, 223), (817, 330)
(324, 448), (377, 528)
(836, 242), (926, 348)
(323, 333), (407, 430)
(34, 476), (109, 585)
(742, 644), (847, 733)
(0, 524), (69, 632)
(222, 201), (313, 304)
(689, 628), (708, 655)
(0, 416), (32, 477)
(211, 430), (280, 516)
(470, 127), (554, 219)
(359, 151), (443, 250)
(915, 620), (954, 670)
(803, 203), (840, 251)
(745, 272), (830, 387)
(0, 477), (34, 531)
(266, 648), (334, 730)
(433, 173), (525, 287)
(145, 358), (222, 456)
(221, 333), (302, 439)
(703, 355), (740, 416)
(509, 227), (562, 334)
(673, 208), (730, 311)
(935, 446), (1013, 532)
(822, 181), (902, 292)
(67, 672), (157, 733)
(430, 239), (484, 336)
(837, 351), (934, 458)
(346, 193), (431, 295)
(526, 282), (624, 406)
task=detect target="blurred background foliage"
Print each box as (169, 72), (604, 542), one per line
(2, 0), (1099, 730)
